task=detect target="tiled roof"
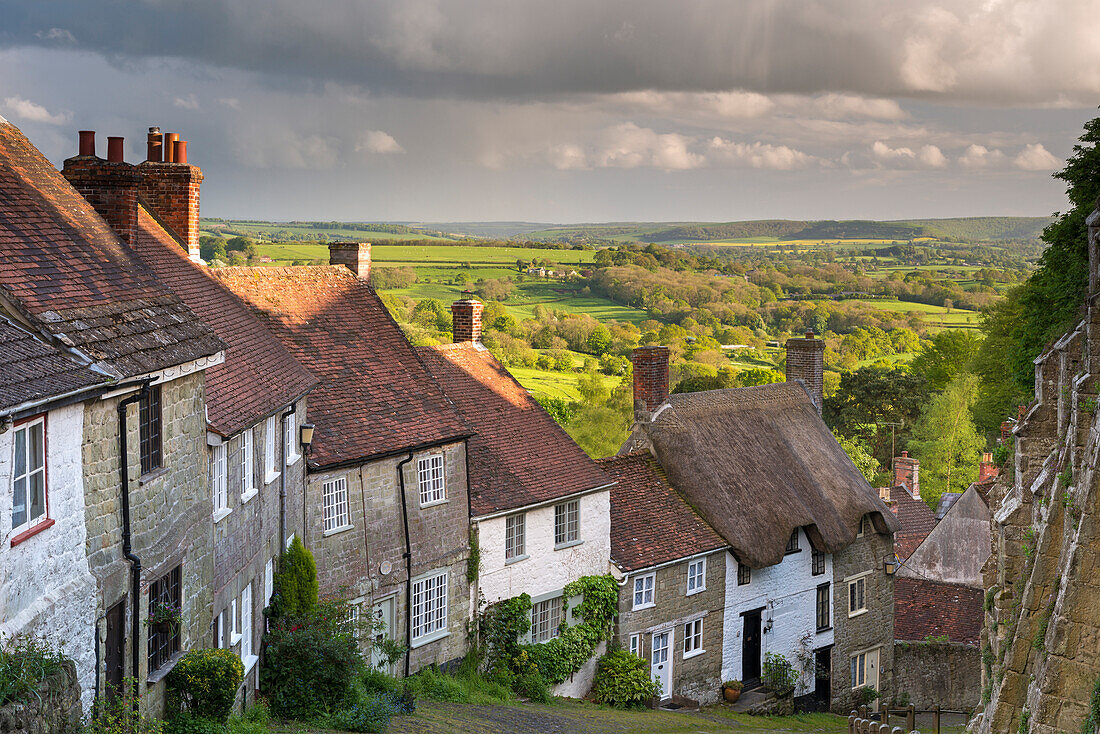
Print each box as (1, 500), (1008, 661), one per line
(0, 317), (111, 412)
(0, 120), (224, 377)
(417, 342), (610, 516)
(599, 452), (726, 572)
(894, 577), (983, 645)
(886, 486), (938, 560)
(211, 266), (467, 467)
(127, 206), (317, 436)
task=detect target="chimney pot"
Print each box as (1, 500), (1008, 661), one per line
(328, 242), (372, 279)
(163, 132), (179, 163)
(632, 346), (670, 419)
(147, 127), (163, 162)
(805, 329), (815, 339)
(451, 298), (484, 343)
(901, 450), (908, 458)
(173, 140), (188, 165)
(78, 130), (96, 157)
(107, 137), (124, 163)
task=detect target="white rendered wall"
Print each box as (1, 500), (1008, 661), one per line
(476, 490), (611, 605)
(721, 528), (834, 696)
(0, 403), (98, 712)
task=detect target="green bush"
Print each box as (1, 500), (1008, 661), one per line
(269, 537), (318, 619)
(513, 671), (551, 704)
(330, 695), (400, 733)
(227, 700), (269, 734)
(762, 653), (798, 695)
(360, 668), (399, 697)
(165, 714), (227, 734)
(87, 679), (166, 734)
(0, 638), (65, 706)
(166, 648), (244, 722)
(591, 648), (659, 708)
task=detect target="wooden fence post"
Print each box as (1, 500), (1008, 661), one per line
(933, 704), (941, 734)
(880, 701), (889, 727)
(906, 704), (915, 732)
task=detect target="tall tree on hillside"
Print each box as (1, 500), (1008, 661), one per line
(910, 330), (983, 392)
(908, 372), (984, 508)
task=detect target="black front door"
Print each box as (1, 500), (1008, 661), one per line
(814, 647), (832, 710)
(104, 599), (126, 703)
(741, 609), (762, 684)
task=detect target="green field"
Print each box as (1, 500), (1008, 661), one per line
(253, 243), (596, 267)
(202, 220), (456, 242)
(508, 366), (622, 402)
(822, 299), (980, 328)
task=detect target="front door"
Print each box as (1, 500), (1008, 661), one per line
(866, 647), (880, 694)
(650, 629), (672, 700)
(741, 609), (762, 685)
(813, 647), (831, 710)
(104, 599), (126, 703)
(370, 597), (395, 673)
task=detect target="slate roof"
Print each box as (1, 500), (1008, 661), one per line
(894, 577), (983, 645)
(623, 381), (899, 568)
(0, 120), (224, 377)
(211, 266), (467, 467)
(599, 452), (727, 572)
(0, 317), (111, 413)
(886, 486), (939, 560)
(417, 342), (610, 516)
(128, 206), (317, 436)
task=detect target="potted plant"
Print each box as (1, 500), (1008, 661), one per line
(147, 602), (181, 634)
(722, 679), (744, 703)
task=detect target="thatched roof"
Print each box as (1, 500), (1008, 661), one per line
(623, 381), (898, 568)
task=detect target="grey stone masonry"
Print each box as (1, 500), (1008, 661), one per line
(82, 372), (215, 717)
(616, 550), (727, 705)
(305, 441), (472, 674)
(0, 659), (81, 734)
(830, 525), (895, 713)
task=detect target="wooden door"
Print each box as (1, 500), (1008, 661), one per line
(104, 599), (125, 703)
(741, 609), (762, 685)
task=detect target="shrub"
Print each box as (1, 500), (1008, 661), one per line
(513, 671), (551, 704)
(227, 701), (269, 734)
(855, 686), (879, 707)
(722, 680), (743, 691)
(591, 648), (659, 709)
(166, 648), (244, 722)
(165, 714), (226, 734)
(762, 653), (798, 695)
(360, 668), (399, 696)
(330, 695), (401, 733)
(406, 668), (466, 703)
(0, 637), (65, 706)
(269, 537), (318, 619)
(87, 679), (166, 734)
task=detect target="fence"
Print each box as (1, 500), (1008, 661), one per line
(849, 703), (971, 734)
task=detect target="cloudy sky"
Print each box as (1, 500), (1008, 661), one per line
(1, 1), (1097, 223)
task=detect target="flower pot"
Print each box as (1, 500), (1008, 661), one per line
(723, 687), (741, 703)
(154, 621), (172, 635)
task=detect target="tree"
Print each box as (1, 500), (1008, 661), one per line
(199, 235), (227, 262)
(270, 536), (318, 618)
(833, 430), (880, 483)
(586, 325), (612, 356)
(972, 289), (1029, 435)
(910, 330), (983, 392)
(226, 235), (257, 257)
(908, 373), (984, 508)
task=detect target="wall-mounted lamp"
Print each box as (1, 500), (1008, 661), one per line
(300, 423), (315, 452)
(884, 554), (899, 575)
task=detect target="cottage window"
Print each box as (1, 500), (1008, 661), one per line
(686, 558), (706, 595)
(417, 454), (446, 506)
(737, 563), (751, 586)
(322, 477), (350, 533)
(531, 597), (561, 643)
(264, 558), (274, 607)
(212, 443), (228, 517)
(785, 529), (800, 553)
(554, 500), (580, 547)
(240, 429), (255, 500)
(139, 386), (162, 475)
(632, 573), (655, 610)
(264, 416), (278, 481)
(505, 513), (526, 562)
(11, 416), (47, 538)
(848, 576), (867, 616)
(816, 583), (831, 631)
(683, 619), (703, 658)
(411, 571), (448, 642)
(857, 515), (867, 537)
(347, 604), (361, 640)
(851, 651), (867, 688)
(285, 409), (300, 465)
(230, 598), (239, 642)
(629, 634), (641, 657)
(240, 582), (254, 668)
(811, 548), (826, 576)
(148, 565), (181, 672)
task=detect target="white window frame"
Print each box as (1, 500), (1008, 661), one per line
(285, 410), (301, 466)
(632, 573), (656, 610)
(322, 476), (351, 535)
(683, 618), (704, 659)
(229, 597), (241, 645)
(264, 558), (274, 606)
(530, 596), (561, 644)
(857, 515), (866, 537)
(505, 513), (526, 563)
(686, 558), (706, 595)
(240, 429), (256, 502)
(218, 608), (227, 648)
(212, 443), (230, 521)
(410, 570), (449, 646)
(554, 499), (580, 548)
(848, 573), (869, 617)
(417, 454), (446, 506)
(629, 634), (641, 657)
(240, 582), (256, 670)
(10, 416), (48, 537)
(264, 416), (279, 484)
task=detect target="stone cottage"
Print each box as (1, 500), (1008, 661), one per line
(621, 340), (898, 712)
(213, 248), (474, 676)
(416, 300), (613, 695)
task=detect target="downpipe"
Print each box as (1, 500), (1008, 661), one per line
(116, 384), (149, 711)
(396, 453), (415, 678)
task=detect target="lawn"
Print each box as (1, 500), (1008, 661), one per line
(508, 366), (622, 402)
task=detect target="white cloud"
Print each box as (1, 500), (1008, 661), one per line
(596, 123), (704, 170)
(872, 140), (916, 163)
(1013, 143), (1060, 171)
(958, 144), (1005, 168)
(35, 28), (75, 44)
(217, 97), (241, 110)
(708, 137), (816, 170)
(548, 143), (588, 170)
(811, 94), (907, 121)
(918, 145), (947, 168)
(356, 130), (405, 154)
(173, 94), (200, 110)
(2, 96), (70, 125)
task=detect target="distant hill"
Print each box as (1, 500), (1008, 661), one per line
(896, 217), (1051, 242)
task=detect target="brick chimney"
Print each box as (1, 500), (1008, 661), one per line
(328, 242), (372, 279)
(632, 346), (670, 419)
(785, 330), (825, 415)
(894, 451), (920, 500)
(451, 298), (484, 343)
(138, 128), (203, 263)
(62, 131), (141, 245)
(978, 452), (999, 483)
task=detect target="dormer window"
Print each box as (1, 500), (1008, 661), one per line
(785, 529), (800, 554)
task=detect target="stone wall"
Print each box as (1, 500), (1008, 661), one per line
(893, 641), (981, 710)
(0, 660), (81, 734)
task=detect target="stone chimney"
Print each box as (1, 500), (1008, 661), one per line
(894, 451), (920, 500)
(62, 131), (141, 245)
(451, 298), (484, 343)
(328, 242), (372, 279)
(785, 330), (825, 415)
(978, 452), (999, 483)
(138, 128), (203, 262)
(632, 346), (670, 419)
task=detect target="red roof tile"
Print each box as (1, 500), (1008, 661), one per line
(417, 343), (610, 516)
(886, 486), (938, 560)
(600, 452), (727, 572)
(211, 266), (467, 467)
(0, 121), (223, 376)
(894, 577), (983, 645)
(127, 206), (317, 436)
